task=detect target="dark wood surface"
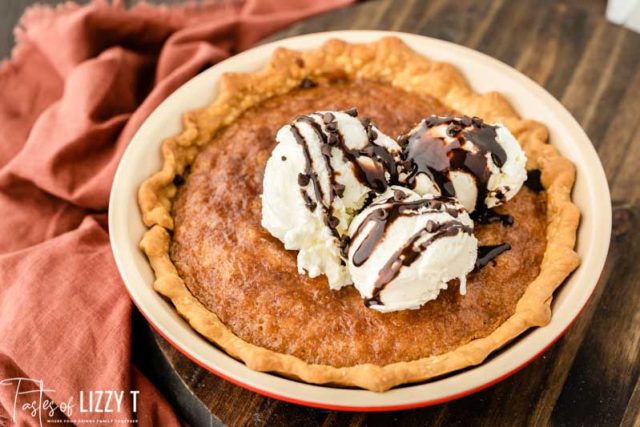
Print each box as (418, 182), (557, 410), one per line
(5, 0), (638, 426)
(146, 1), (640, 426)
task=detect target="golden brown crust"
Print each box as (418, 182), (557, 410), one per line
(138, 37), (580, 392)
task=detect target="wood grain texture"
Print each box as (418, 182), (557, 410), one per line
(140, 0), (638, 426)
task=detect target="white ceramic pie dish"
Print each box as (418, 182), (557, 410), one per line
(109, 31), (611, 411)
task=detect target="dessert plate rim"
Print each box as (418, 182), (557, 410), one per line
(109, 30), (611, 411)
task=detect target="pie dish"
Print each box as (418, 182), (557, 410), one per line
(110, 31), (610, 409)
(137, 36), (580, 392)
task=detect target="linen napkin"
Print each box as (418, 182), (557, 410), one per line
(0, 0), (352, 425)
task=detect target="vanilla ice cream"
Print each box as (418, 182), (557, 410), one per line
(261, 109), (401, 289)
(398, 116), (527, 213)
(347, 186), (478, 313)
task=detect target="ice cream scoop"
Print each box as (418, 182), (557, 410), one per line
(261, 109), (401, 289)
(347, 186), (478, 313)
(398, 116), (527, 213)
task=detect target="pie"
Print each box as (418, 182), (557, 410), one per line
(138, 37), (580, 392)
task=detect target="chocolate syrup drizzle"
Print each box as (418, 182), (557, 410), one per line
(348, 192), (471, 307)
(365, 219), (473, 307)
(400, 115), (508, 213)
(471, 209), (513, 226)
(475, 243), (511, 270)
(525, 169), (544, 193)
(351, 195), (461, 267)
(289, 124), (339, 237)
(395, 115), (515, 280)
(287, 112), (516, 303)
(289, 108), (399, 241)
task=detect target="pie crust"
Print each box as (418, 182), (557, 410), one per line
(138, 37), (580, 392)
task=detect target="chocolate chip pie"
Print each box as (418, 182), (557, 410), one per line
(138, 38), (580, 392)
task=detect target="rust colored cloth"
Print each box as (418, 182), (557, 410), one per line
(0, 0), (351, 425)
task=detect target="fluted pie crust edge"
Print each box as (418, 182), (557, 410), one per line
(137, 37), (580, 392)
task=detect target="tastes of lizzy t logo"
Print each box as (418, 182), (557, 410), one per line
(0, 377), (139, 425)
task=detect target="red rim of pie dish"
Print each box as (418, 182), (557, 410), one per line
(127, 271), (600, 412)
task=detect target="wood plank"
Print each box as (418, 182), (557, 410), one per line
(551, 202), (639, 426)
(621, 376), (640, 427)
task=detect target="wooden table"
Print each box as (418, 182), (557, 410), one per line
(5, 0), (636, 425)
